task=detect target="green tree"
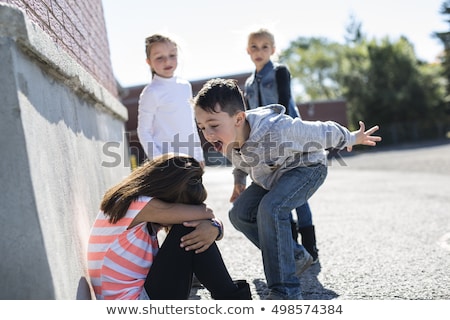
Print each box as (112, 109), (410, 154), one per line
(434, 1), (450, 128)
(280, 37), (345, 101)
(434, 1), (450, 90)
(282, 16), (447, 143)
(360, 37), (432, 141)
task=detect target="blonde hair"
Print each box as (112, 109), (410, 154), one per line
(247, 28), (275, 47)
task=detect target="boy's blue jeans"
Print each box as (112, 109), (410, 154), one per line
(229, 164), (327, 298)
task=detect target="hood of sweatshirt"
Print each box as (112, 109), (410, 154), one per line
(245, 104), (286, 142)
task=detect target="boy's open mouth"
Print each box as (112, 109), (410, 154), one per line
(212, 141), (223, 153)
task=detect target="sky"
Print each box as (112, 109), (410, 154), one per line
(102, 0), (447, 88)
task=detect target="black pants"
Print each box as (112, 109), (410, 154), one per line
(144, 224), (237, 299)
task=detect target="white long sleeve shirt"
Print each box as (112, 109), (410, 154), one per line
(137, 75), (204, 162)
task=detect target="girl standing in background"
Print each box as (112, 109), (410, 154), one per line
(137, 34), (204, 165)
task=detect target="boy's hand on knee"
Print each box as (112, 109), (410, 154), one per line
(230, 183), (246, 202)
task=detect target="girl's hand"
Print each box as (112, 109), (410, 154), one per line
(180, 219), (221, 253)
(348, 121), (382, 152)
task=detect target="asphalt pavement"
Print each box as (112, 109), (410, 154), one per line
(189, 140), (450, 300)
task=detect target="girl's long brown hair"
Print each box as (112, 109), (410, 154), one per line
(101, 154), (206, 223)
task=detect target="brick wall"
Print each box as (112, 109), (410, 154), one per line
(1, 0), (117, 96)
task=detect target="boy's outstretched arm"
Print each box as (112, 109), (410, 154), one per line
(347, 121), (382, 152)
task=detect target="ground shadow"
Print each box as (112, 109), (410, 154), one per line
(299, 262), (338, 300)
(252, 263), (338, 300)
(189, 266), (338, 300)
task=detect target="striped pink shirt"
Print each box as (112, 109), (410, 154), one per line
(87, 196), (159, 300)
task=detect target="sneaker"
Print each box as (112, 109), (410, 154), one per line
(298, 225), (319, 264)
(264, 290), (303, 300)
(295, 249), (313, 277)
(309, 247), (319, 264)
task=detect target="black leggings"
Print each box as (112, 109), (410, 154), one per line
(144, 224), (237, 299)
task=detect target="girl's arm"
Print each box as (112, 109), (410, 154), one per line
(275, 65), (292, 113)
(130, 198), (214, 228)
(137, 90), (159, 157)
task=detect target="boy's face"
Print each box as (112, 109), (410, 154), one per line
(195, 104), (245, 155)
(247, 36), (275, 72)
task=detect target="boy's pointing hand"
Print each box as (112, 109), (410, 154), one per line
(348, 121), (382, 152)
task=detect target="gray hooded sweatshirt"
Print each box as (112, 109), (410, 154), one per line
(231, 104), (357, 190)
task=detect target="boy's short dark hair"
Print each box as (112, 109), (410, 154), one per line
(192, 78), (247, 116)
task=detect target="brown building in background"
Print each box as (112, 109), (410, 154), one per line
(298, 99), (347, 126)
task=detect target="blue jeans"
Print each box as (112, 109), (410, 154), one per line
(229, 165), (327, 298)
(295, 202), (312, 228)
